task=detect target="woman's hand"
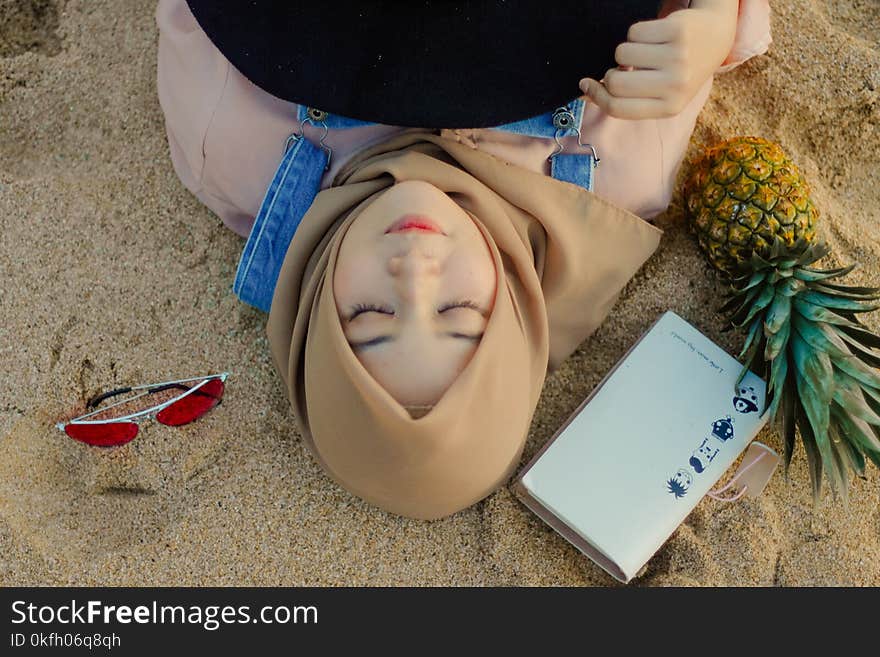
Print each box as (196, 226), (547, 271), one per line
(579, 0), (739, 120)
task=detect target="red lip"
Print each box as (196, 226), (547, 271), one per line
(385, 215), (445, 235)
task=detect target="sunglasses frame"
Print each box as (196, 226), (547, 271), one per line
(55, 372), (230, 434)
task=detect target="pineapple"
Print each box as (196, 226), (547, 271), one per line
(683, 136), (880, 503)
(684, 136), (819, 276)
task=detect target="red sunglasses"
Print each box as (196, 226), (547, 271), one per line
(56, 372), (229, 447)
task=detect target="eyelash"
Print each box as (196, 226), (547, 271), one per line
(349, 299), (480, 320)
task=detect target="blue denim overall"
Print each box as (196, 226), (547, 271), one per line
(233, 98), (599, 312)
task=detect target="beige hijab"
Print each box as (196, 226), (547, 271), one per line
(266, 129), (663, 520)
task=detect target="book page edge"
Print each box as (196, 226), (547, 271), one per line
(510, 479), (631, 583)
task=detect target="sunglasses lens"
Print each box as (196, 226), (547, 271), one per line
(156, 378), (224, 426)
(64, 422), (139, 447)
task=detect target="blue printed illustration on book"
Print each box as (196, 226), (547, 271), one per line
(733, 385), (760, 414)
(689, 415), (735, 473)
(665, 384), (761, 499)
(666, 469), (693, 499)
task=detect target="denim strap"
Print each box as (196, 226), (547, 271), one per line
(298, 104), (374, 129)
(232, 136), (329, 312)
(297, 99), (597, 191)
(488, 97), (586, 139)
(550, 152), (596, 191)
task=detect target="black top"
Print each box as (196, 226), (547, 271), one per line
(186, 0), (661, 128)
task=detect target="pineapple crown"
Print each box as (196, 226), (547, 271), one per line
(719, 234), (880, 504)
(725, 234), (828, 281)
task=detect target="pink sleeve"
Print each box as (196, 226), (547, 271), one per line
(658, 0), (772, 72)
(717, 0), (772, 72)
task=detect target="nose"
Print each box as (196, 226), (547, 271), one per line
(388, 247), (441, 302)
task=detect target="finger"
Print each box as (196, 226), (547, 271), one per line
(604, 68), (671, 99)
(614, 41), (673, 69)
(627, 17), (681, 44)
(580, 77), (671, 119)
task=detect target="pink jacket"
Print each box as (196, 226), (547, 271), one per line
(156, 0), (772, 239)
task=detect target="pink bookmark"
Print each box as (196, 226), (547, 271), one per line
(707, 442), (780, 503)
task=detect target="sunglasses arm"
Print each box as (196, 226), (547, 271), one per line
(86, 384), (195, 410)
(87, 386), (134, 408)
(86, 372), (230, 409)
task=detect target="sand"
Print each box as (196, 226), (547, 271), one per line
(1, 0), (878, 587)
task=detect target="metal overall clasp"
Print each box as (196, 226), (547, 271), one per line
(549, 106), (600, 164)
(284, 107), (333, 170)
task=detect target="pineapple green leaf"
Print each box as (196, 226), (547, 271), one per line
(779, 277), (806, 297)
(763, 385), (783, 425)
(749, 251), (776, 271)
(718, 283), (761, 315)
(790, 326), (834, 404)
(831, 421), (866, 478)
(790, 313), (850, 360)
(764, 291), (792, 335)
(776, 259), (799, 271)
(861, 384), (880, 415)
(836, 331), (880, 369)
(831, 369), (880, 426)
(860, 390), (880, 448)
(828, 433), (852, 506)
(764, 319), (791, 362)
(795, 375), (843, 501)
(734, 358), (754, 392)
(838, 323), (880, 349)
(769, 234), (784, 259)
(829, 350), (880, 391)
(833, 310), (859, 324)
(732, 285), (776, 328)
(781, 375), (797, 476)
(768, 269), (795, 285)
(793, 263), (857, 282)
(791, 235), (810, 253)
(797, 290), (880, 313)
(838, 311), (867, 326)
(819, 320), (873, 352)
(792, 298), (866, 330)
(846, 444), (868, 478)
(813, 281), (880, 296)
(795, 394), (825, 501)
(795, 240), (832, 266)
(810, 283), (880, 301)
(739, 270), (768, 293)
(738, 317), (764, 361)
(725, 304), (750, 329)
(829, 403), (880, 468)
(762, 351), (788, 420)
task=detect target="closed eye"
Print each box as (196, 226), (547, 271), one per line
(437, 299), (484, 315)
(347, 303), (395, 321)
(347, 299), (486, 321)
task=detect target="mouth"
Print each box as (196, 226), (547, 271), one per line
(385, 215), (446, 235)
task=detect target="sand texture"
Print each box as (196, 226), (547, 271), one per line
(1, 0), (879, 586)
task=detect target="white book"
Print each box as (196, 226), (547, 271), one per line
(510, 310), (770, 583)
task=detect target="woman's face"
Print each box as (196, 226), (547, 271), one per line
(333, 180), (497, 408)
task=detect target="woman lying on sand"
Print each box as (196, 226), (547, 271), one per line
(155, 0), (770, 519)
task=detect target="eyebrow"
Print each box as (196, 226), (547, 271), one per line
(350, 332), (484, 352)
